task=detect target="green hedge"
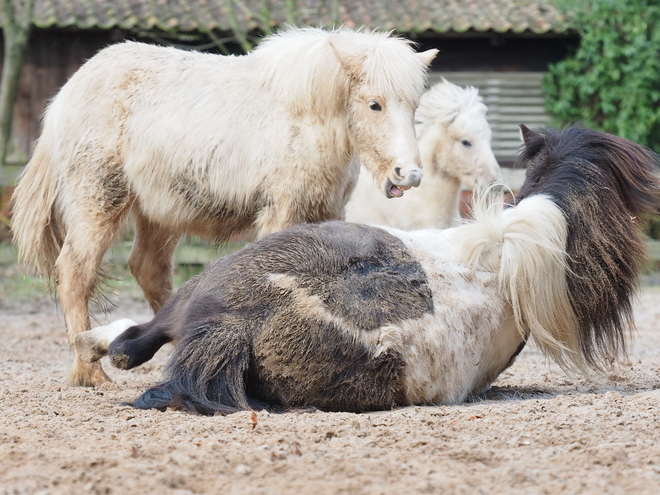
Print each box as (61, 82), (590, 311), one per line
(543, 0), (660, 152)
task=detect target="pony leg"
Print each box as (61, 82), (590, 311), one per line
(254, 199), (308, 239)
(74, 318), (137, 363)
(56, 221), (123, 386)
(128, 214), (180, 313)
(131, 319), (254, 415)
(108, 319), (175, 370)
(254, 188), (343, 239)
(75, 316), (177, 370)
(253, 206), (289, 239)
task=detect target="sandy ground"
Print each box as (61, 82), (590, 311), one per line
(2, 266), (660, 495)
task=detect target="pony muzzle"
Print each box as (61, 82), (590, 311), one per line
(386, 167), (423, 198)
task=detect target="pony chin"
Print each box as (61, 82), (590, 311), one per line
(385, 178), (407, 198)
(380, 175), (409, 198)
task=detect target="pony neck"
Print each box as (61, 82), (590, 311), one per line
(417, 128), (463, 228)
(423, 162), (463, 228)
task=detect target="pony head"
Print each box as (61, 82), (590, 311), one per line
(328, 29), (437, 198)
(253, 27), (436, 199)
(415, 79), (500, 189)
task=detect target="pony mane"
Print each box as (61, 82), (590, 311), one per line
(252, 26), (429, 114)
(516, 126), (660, 371)
(415, 78), (486, 133)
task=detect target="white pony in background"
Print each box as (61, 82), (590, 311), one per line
(345, 78), (501, 229)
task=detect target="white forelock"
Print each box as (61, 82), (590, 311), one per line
(415, 78), (486, 129)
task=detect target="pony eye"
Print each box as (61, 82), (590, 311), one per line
(461, 139), (472, 147)
(369, 101), (382, 112)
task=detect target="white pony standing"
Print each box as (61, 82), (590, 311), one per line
(345, 78), (500, 229)
(11, 27), (437, 387)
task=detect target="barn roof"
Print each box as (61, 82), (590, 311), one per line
(17, 0), (571, 35)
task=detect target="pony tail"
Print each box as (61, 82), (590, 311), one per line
(132, 386), (241, 416)
(11, 143), (64, 282)
(132, 322), (254, 415)
(458, 193), (588, 374)
(497, 196), (587, 373)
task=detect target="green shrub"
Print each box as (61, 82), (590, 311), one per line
(543, 0), (660, 152)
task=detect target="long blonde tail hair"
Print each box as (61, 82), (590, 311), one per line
(11, 144), (64, 281)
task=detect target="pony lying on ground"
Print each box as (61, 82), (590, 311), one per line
(345, 78), (501, 229)
(11, 27), (437, 387)
(77, 125), (660, 414)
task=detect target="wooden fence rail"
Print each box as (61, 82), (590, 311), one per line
(2, 240), (660, 267)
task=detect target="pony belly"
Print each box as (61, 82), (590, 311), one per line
(378, 230), (519, 405)
(399, 310), (520, 405)
(128, 181), (261, 239)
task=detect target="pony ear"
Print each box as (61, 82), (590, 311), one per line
(520, 123), (541, 144)
(417, 49), (439, 67)
(328, 37), (366, 79)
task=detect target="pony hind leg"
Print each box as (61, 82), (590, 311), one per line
(128, 213), (180, 313)
(76, 293), (184, 369)
(74, 318), (137, 363)
(108, 318), (176, 370)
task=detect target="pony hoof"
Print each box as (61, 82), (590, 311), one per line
(70, 372), (113, 387)
(109, 352), (132, 370)
(69, 360), (113, 387)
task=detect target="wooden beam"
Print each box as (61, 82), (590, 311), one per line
(2, 240), (660, 267)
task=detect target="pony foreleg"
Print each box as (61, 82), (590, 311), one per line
(253, 193), (342, 239)
(74, 319), (138, 363)
(75, 317), (174, 370)
(253, 204), (296, 239)
(107, 320), (176, 370)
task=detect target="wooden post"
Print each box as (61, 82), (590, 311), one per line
(0, 0), (34, 166)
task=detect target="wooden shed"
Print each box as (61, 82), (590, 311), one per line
(0, 0), (577, 212)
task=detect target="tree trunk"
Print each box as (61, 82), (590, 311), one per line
(0, 0), (34, 166)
